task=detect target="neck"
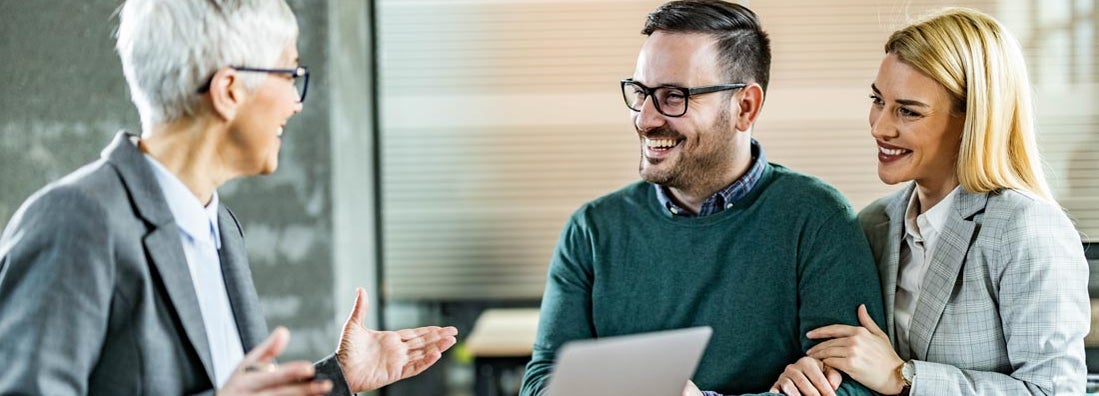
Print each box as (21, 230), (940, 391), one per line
(668, 146), (753, 214)
(914, 175), (959, 215)
(140, 118), (235, 205)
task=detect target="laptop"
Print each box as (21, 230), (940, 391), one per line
(545, 326), (712, 396)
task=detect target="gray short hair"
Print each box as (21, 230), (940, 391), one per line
(116, 0), (299, 127)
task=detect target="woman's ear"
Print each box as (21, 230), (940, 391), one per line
(207, 67), (244, 121)
(733, 83), (765, 132)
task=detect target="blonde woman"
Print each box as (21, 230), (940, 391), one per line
(769, 8), (1089, 396)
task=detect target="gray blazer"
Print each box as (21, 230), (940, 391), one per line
(0, 132), (349, 395)
(859, 183), (1089, 395)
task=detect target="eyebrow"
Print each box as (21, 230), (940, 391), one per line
(870, 83), (930, 108)
(630, 78), (689, 88)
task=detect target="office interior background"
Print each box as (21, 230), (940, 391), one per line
(0, 0), (1095, 395)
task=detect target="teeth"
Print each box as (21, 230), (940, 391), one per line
(879, 146), (907, 156)
(277, 127), (284, 137)
(646, 138), (679, 148)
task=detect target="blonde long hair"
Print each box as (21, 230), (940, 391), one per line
(885, 7), (1053, 200)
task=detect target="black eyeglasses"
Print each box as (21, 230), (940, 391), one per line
(620, 79), (746, 117)
(197, 66), (310, 103)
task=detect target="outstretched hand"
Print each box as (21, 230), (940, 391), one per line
(335, 288), (459, 392)
(805, 304), (904, 395)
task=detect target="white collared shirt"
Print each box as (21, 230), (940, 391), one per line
(143, 154), (244, 388)
(894, 186), (960, 358)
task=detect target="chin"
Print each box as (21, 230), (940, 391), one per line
(257, 159), (279, 175)
(876, 170), (909, 186)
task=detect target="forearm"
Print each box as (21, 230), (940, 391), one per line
(519, 216), (596, 396)
(518, 349), (554, 396)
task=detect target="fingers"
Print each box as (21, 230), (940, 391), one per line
(801, 362), (836, 396)
(344, 288), (369, 329)
(396, 326), (458, 341)
(788, 369), (821, 396)
(244, 327), (290, 367)
(806, 337), (851, 357)
(856, 304), (886, 338)
(398, 326), (459, 353)
(776, 377), (801, 396)
(824, 365), (842, 390)
(435, 332), (458, 352)
(682, 379), (701, 396)
(806, 324), (861, 339)
(401, 348), (443, 380)
(770, 357), (834, 396)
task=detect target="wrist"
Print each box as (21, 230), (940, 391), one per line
(891, 360), (913, 396)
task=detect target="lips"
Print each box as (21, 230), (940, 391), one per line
(877, 141), (911, 163)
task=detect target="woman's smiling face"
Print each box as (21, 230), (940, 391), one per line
(869, 53), (965, 187)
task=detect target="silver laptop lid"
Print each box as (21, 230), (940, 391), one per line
(545, 326), (713, 396)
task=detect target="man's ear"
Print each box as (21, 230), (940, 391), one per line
(733, 83), (764, 132)
(207, 67), (245, 121)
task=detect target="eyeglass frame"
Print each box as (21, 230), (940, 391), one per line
(620, 79), (746, 117)
(196, 66), (310, 103)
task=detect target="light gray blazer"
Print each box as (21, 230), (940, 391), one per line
(0, 132), (349, 395)
(859, 183), (1089, 395)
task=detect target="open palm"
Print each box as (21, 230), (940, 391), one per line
(335, 288), (458, 392)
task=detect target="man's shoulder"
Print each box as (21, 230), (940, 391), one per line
(761, 163), (852, 210)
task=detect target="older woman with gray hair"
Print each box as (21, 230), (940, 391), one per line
(0, 1), (457, 395)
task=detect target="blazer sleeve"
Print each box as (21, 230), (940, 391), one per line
(0, 187), (115, 395)
(911, 199), (1089, 395)
(314, 354), (353, 395)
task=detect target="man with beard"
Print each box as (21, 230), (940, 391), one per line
(519, 1), (883, 395)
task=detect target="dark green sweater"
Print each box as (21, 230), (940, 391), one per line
(520, 163), (884, 395)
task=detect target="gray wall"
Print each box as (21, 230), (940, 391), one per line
(0, 0), (349, 362)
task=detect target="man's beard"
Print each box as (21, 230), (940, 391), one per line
(638, 109), (735, 190)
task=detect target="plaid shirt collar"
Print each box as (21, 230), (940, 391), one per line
(654, 139), (767, 217)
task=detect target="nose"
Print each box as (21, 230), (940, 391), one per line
(869, 107), (896, 140)
(633, 95), (667, 133)
(292, 100), (303, 114)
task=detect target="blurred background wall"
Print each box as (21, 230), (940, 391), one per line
(1, 0), (1095, 395)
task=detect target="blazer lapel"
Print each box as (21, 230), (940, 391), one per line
(217, 206), (268, 351)
(879, 185), (911, 350)
(907, 188), (986, 360)
(103, 131), (217, 383)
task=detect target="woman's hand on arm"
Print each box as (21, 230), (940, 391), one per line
(805, 304), (905, 395)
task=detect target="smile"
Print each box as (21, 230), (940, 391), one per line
(877, 142), (912, 163)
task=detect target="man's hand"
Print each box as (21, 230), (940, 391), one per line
(218, 327), (333, 396)
(336, 288), (459, 392)
(806, 304), (904, 395)
(682, 379), (703, 396)
(768, 356), (841, 396)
